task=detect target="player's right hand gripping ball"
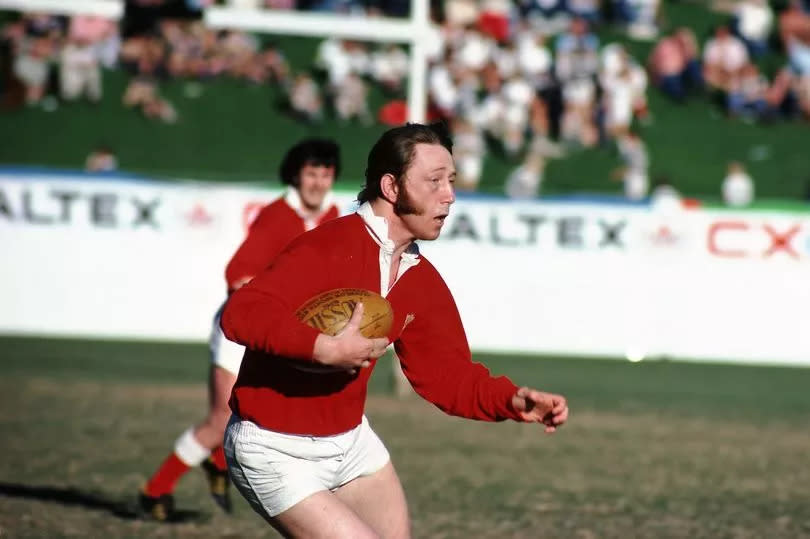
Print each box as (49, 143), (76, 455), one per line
(296, 288), (393, 339)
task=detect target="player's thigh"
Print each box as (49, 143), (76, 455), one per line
(226, 418), (378, 538)
(334, 462), (410, 539)
(272, 490), (379, 539)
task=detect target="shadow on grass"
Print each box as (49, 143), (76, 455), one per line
(0, 482), (205, 523)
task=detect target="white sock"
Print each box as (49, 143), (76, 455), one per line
(173, 427), (210, 467)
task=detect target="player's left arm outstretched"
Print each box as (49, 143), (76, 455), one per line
(510, 387), (569, 433)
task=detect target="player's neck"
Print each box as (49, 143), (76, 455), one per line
(368, 199), (415, 254)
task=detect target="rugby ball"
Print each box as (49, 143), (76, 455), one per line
(296, 288), (393, 339)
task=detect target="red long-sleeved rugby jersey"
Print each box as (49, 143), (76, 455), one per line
(224, 193), (339, 292)
(221, 204), (523, 436)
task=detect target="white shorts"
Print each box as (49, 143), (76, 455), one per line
(224, 415), (390, 518)
(209, 302), (245, 375)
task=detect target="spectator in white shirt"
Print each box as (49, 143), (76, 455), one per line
(601, 45), (648, 138)
(505, 152), (546, 199)
(722, 161), (754, 207)
(451, 116), (486, 191)
(60, 36), (102, 103)
(613, 131), (649, 200)
(703, 24), (749, 92)
(733, 0), (774, 57)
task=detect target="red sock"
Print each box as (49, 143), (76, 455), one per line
(144, 453), (190, 497)
(210, 446), (227, 471)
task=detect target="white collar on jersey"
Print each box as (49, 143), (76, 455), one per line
(357, 202), (421, 295)
(356, 202), (421, 260)
(284, 188), (334, 230)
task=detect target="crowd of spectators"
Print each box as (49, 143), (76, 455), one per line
(649, 0), (810, 125)
(2, 0), (810, 206)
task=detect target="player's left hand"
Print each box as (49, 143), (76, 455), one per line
(511, 387), (568, 433)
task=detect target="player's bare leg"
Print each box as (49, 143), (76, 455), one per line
(269, 491), (381, 538)
(193, 365), (237, 448)
(264, 462), (408, 538)
(141, 365), (237, 519)
(194, 365), (238, 512)
(335, 462), (410, 538)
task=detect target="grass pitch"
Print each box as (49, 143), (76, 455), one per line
(1, 335), (809, 538)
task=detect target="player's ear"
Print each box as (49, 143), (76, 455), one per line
(380, 173), (398, 203)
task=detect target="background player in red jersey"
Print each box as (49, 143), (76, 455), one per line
(220, 123), (569, 538)
(138, 138), (341, 521)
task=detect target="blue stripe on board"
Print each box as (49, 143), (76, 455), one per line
(0, 165), (158, 184)
(0, 165), (650, 206)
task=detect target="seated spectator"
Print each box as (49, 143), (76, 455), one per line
(763, 66), (800, 119)
(566, 0), (601, 26)
(451, 116), (485, 191)
(722, 161), (754, 207)
(23, 13), (62, 39)
(780, 0), (810, 77)
(333, 73), (371, 124)
(315, 37), (348, 86)
(726, 62), (770, 120)
(601, 44), (648, 138)
(123, 75), (177, 123)
(455, 27), (495, 74)
(289, 72), (322, 122)
(519, 0), (568, 36)
(648, 31), (684, 101)
(612, 130), (649, 200)
(369, 44), (408, 95)
(492, 39), (519, 81)
(649, 175), (682, 212)
(70, 15), (119, 69)
(523, 0), (565, 20)
(703, 24), (749, 92)
(792, 70), (810, 118)
(555, 17), (599, 71)
(500, 74), (536, 155)
(13, 35), (53, 105)
(429, 53), (461, 118)
(261, 42), (290, 86)
(505, 152), (546, 199)
(516, 29), (553, 88)
(60, 36), (102, 103)
(85, 145), (118, 172)
(613, 0), (661, 41)
(556, 18), (600, 147)
(733, 0), (773, 58)
(560, 76), (599, 147)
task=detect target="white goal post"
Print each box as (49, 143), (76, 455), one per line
(0, 0), (434, 122)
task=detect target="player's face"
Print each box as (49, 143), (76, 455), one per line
(396, 143), (456, 241)
(297, 164), (335, 211)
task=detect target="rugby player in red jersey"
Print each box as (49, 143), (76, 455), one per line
(221, 123), (569, 537)
(139, 138), (341, 521)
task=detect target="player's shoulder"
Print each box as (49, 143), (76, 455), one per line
(309, 212), (362, 238)
(264, 197), (294, 215)
(250, 197), (292, 223)
(288, 212), (362, 246)
(394, 252), (459, 315)
(406, 251), (449, 289)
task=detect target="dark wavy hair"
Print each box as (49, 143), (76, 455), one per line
(279, 138), (341, 186)
(357, 122), (453, 204)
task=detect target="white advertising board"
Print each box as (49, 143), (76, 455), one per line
(1, 171), (808, 366)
